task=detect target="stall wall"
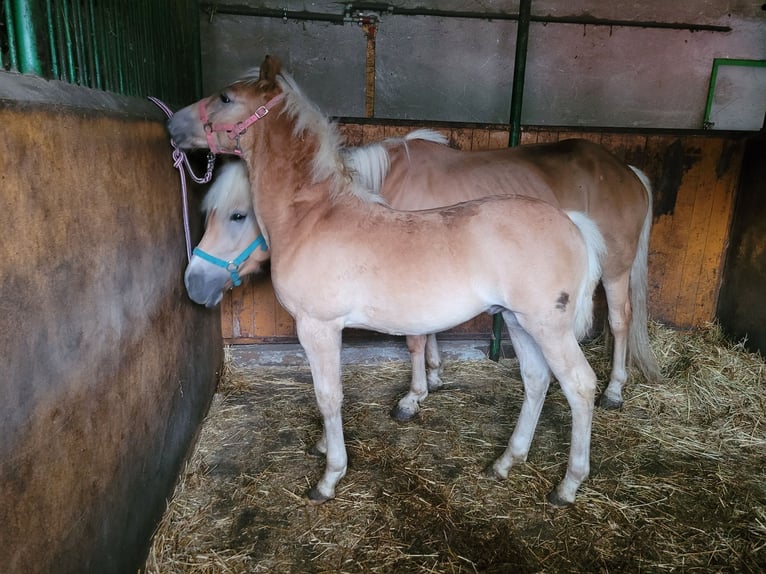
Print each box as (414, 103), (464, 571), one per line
(199, 1), (764, 128)
(0, 73), (222, 574)
(717, 133), (766, 356)
(220, 123), (745, 343)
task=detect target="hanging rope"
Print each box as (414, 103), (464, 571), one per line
(147, 96), (216, 262)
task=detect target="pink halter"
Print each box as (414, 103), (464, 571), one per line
(198, 92), (285, 156)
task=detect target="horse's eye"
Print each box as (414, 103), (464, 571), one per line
(230, 212), (246, 222)
(220, 93), (231, 104)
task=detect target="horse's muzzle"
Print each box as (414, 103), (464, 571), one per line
(184, 263), (228, 307)
(167, 110), (203, 150)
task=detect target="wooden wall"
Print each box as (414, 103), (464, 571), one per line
(717, 133), (766, 356)
(219, 123), (746, 344)
(0, 74), (222, 573)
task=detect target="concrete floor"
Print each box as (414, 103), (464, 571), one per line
(228, 337), (514, 368)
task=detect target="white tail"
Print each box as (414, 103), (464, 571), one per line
(627, 166), (662, 382)
(565, 211), (607, 341)
(343, 129), (447, 195)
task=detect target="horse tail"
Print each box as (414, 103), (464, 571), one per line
(342, 129), (448, 195)
(627, 166), (662, 382)
(565, 211), (607, 341)
(399, 128), (449, 146)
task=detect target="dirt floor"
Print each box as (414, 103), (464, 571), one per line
(144, 323), (765, 573)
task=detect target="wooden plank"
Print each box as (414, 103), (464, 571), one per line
(531, 129), (560, 144)
(383, 125), (410, 139)
(228, 282), (247, 339)
(642, 134), (682, 323)
(658, 137), (707, 325)
(361, 124), (385, 144)
(341, 123), (364, 146)
(471, 128), (490, 150)
(674, 137), (719, 325)
(488, 129), (509, 149)
(275, 294), (297, 337)
(252, 279), (277, 338)
(692, 140), (742, 326)
(450, 127), (474, 150)
(520, 130), (538, 144)
(221, 291), (234, 340)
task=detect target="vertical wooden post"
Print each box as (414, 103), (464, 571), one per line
(362, 17), (377, 118)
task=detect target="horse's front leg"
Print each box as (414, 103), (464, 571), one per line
(296, 318), (346, 504)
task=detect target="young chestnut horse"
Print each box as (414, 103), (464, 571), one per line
(171, 56), (606, 506)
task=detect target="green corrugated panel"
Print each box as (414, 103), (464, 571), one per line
(2, 0), (201, 104)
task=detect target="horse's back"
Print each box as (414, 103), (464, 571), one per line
(382, 137), (649, 275)
(274, 194), (591, 332)
(385, 138), (643, 206)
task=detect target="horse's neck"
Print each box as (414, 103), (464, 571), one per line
(243, 124), (334, 244)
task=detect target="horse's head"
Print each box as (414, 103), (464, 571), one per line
(168, 55), (285, 156)
(185, 161), (270, 307)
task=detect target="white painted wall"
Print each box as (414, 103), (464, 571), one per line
(199, 1), (765, 129)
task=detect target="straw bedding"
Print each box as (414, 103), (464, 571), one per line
(143, 322), (765, 573)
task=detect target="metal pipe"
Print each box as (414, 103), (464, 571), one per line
(88, 0), (102, 89)
(3, 0), (19, 70)
(488, 0), (531, 362)
(508, 0), (531, 148)
(12, 0), (42, 74)
(200, 2), (731, 33)
(44, 0), (59, 78)
(60, 0), (75, 83)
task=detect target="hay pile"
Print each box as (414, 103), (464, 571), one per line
(143, 323), (765, 573)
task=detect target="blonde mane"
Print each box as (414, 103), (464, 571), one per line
(201, 160), (251, 214)
(275, 73), (384, 204)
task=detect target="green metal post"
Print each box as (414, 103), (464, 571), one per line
(12, 0), (42, 74)
(489, 0), (531, 361)
(3, 0), (18, 70)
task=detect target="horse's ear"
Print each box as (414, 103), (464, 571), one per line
(259, 55), (281, 86)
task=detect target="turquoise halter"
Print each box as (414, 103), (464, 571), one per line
(192, 234), (268, 286)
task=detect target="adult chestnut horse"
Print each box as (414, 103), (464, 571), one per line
(349, 132), (660, 413)
(171, 56), (606, 506)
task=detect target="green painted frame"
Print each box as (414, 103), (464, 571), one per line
(703, 58), (766, 130)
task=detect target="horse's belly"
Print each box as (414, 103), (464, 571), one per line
(344, 292), (490, 336)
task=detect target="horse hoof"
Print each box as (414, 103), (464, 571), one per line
(426, 377), (444, 393)
(547, 489), (574, 508)
(306, 486), (333, 505)
(390, 405), (417, 422)
(307, 445), (326, 457)
(483, 464), (503, 480)
(598, 393), (623, 410)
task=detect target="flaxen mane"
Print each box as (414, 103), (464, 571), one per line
(275, 73), (384, 204)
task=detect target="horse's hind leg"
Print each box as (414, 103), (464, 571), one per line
(392, 334), (430, 421)
(424, 333), (443, 391)
(534, 331), (597, 506)
(490, 313), (552, 480)
(599, 272), (631, 409)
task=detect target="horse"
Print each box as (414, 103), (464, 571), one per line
(170, 55), (606, 506)
(346, 132), (660, 413)
(188, 124), (657, 417)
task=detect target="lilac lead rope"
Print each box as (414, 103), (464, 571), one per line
(148, 96), (216, 262)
